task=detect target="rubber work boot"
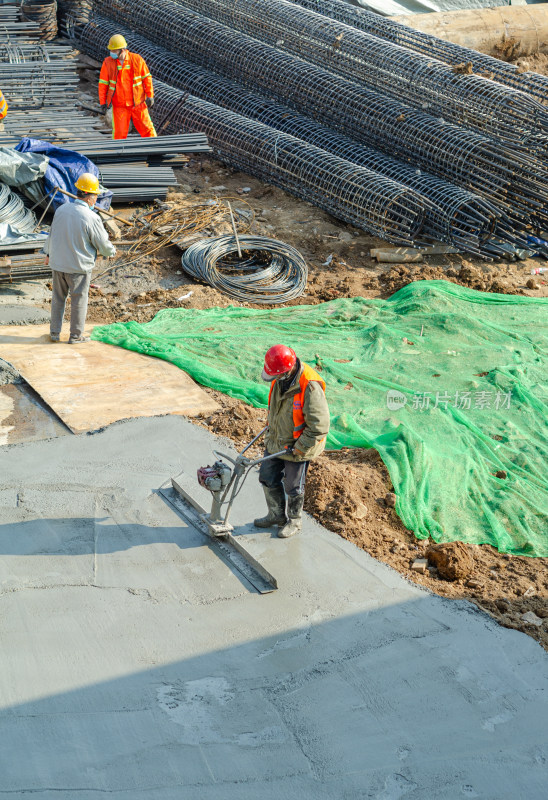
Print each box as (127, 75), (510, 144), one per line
(254, 486), (287, 528)
(278, 494), (304, 538)
(68, 336), (91, 344)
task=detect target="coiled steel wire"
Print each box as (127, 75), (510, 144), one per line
(152, 81), (428, 244)
(90, 0), (548, 228)
(288, 0), (548, 106)
(165, 0), (548, 149)
(75, 15), (508, 255)
(0, 183), (37, 233)
(181, 234), (308, 303)
(20, 0), (58, 41)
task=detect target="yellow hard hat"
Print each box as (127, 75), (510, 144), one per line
(107, 34), (127, 50)
(75, 172), (100, 194)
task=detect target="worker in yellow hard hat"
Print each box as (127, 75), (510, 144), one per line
(0, 88), (8, 132)
(43, 173), (116, 344)
(98, 34), (156, 140)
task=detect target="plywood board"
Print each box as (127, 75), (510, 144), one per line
(0, 324), (219, 434)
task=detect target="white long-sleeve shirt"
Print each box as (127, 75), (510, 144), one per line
(44, 199), (116, 274)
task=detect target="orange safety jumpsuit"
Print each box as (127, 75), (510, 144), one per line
(0, 89), (8, 120)
(98, 52), (156, 140)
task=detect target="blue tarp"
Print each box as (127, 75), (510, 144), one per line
(15, 138), (112, 211)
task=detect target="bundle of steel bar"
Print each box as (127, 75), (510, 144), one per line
(0, 3), (42, 40)
(20, 0), (58, 41)
(0, 254), (50, 283)
(287, 0), (548, 105)
(152, 0), (548, 150)
(66, 134), (211, 162)
(76, 15), (508, 255)
(0, 41), (75, 62)
(87, 0), (548, 231)
(98, 166), (178, 187)
(149, 81), (429, 244)
(0, 23), (107, 146)
(0, 62), (81, 107)
(0, 108), (105, 146)
(109, 187), (171, 202)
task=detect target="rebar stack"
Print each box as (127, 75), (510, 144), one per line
(0, 4), (106, 147)
(288, 0), (548, 105)
(167, 0), (548, 149)
(89, 0), (548, 229)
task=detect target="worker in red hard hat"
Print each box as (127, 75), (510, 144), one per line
(255, 344), (330, 538)
(98, 34), (156, 140)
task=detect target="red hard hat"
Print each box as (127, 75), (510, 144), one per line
(263, 344), (297, 377)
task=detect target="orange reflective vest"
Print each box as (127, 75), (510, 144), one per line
(98, 52), (153, 108)
(268, 362), (326, 440)
(0, 90), (8, 120)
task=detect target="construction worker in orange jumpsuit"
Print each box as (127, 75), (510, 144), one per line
(0, 88), (8, 131)
(98, 34), (156, 140)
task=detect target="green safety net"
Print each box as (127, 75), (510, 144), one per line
(92, 280), (548, 556)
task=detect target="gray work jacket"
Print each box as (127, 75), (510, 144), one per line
(44, 199), (116, 274)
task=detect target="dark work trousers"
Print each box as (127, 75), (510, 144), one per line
(259, 450), (310, 497)
(50, 270), (91, 340)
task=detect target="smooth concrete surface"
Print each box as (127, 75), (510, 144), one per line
(0, 416), (547, 799)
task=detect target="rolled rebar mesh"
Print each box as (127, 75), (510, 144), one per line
(152, 81), (428, 244)
(75, 15), (507, 255)
(166, 0), (548, 149)
(288, 0), (548, 105)
(90, 0), (548, 228)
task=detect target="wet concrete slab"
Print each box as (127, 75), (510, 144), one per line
(0, 416), (546, 799)
(0, 383), (70, 445)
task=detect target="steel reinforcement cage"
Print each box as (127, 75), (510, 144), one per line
(91, 0), (548, 230)
(167, 0), (548, 150)
(76, 14), (508, 254)
(287, 0), (548, 106)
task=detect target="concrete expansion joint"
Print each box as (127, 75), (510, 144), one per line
(0, 583), (156, 597)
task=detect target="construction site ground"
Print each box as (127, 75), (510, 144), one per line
(2, 143), (547, 652)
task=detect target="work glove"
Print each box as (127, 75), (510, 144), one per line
(145, 96), (154, 109)
(99, 104), (107, 115)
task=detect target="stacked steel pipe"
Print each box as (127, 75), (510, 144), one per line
(69, 0), (548, 255)
(0, 7), (105, 146)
